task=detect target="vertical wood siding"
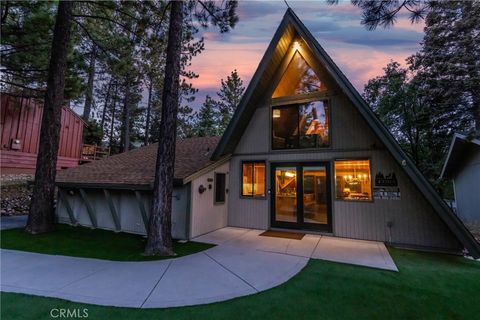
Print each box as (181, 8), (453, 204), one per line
(227, 92), (461, 250)
(453, 151), (480, 225)
(190, 162), (230, 238)
(0, 95), (84, 171)
(56, 187), (189, 239)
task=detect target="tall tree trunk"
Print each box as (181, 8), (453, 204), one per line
(109, 89), (117, 150)
(26, 1), (73, 234)
(120, 78), (131, 153)
(82, 44), (96, 121)
(144, 78), (153, 145)
(144, 0), (183, 256)
(100, 79), (113, 134)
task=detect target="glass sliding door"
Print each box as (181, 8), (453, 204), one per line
(272, 163), (332, 232)
(302, 166), (328, 225)
(274, 167), (298, 223)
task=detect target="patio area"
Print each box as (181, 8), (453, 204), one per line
(194, 227), (398, 271)
(1, 227), (397, 309)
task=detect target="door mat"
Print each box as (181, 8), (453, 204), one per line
(259, 230), (305, 240)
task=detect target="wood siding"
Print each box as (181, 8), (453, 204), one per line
(453, 151), (480, 224)
(190, 162), (230, 238)
(56, 186), (189, 239)
(0, 95), (84, 172)
(228, 93), (461, 251)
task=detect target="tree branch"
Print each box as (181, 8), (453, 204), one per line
(72, 19), (117, 62)
(0, 79), (44, 92)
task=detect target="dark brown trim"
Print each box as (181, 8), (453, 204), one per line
(213, 172), (226, 205)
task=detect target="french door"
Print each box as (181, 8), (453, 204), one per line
(271, 162), (332, 232)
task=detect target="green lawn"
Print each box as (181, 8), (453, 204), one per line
(2, 248), (479, 319)
(0, 224), (214, 261)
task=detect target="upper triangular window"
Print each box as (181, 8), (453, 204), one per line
(272, 51), (327, 98)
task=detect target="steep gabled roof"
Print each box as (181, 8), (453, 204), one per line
(56, 136), (222, 189)
(440, 133), (480, 179)
(212, 8), (480, 258)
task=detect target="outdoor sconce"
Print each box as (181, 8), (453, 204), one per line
(293, 41), (301, 51)
(198, 185), (206, 194)
(208, 184), (212, 190)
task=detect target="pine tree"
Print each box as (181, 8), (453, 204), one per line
(1, 1), (84, 98)
(415, 1), (480, 137)
(145, 0), (238, 256)
(195, 95), (219, 137)
(26, 0), (74, 233)
(216, 69), (244, 133)
(364, 61), (432, 175)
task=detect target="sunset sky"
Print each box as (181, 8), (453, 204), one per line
(188, 0), (425, 109)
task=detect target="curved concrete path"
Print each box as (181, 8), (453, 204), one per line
(1, 227), (397, 308)
(0, 242), (307, 308)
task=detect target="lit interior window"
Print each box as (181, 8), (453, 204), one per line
(242, 162), (265, 197)
(272, 51), (327, 98)
(335, 160), (371, 201)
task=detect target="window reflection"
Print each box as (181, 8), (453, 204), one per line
(272, 101), (329, 149)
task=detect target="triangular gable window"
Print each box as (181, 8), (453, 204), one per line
(272, 51), (327, 98)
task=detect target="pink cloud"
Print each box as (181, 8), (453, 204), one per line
(189, 1), (424, 105)
(190, 42), (267, 90)
(328, 47), (412, 90)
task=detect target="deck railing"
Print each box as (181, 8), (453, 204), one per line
(81, 144), (110, 162)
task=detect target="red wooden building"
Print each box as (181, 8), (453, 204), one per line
(1, 94), (86, 173)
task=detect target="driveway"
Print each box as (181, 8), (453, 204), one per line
(1, 227), (397, 308)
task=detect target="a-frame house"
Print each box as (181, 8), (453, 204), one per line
(56, 9), (480, 258)
(212, 9), (480, 257)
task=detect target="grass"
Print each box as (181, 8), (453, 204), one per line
(0, 224), (214, 261)
(1, 248), (479, 319)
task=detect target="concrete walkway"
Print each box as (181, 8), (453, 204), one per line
(1, 227), (397, 308)
(1, 215), (27, 230)
(194, 228), (398, 271)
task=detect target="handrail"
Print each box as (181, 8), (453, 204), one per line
(81, 144), (110, 161)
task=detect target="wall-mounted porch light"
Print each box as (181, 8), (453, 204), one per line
(293, 41), (301, 51)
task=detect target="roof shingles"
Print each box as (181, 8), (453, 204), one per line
(56, 136), (221, 187)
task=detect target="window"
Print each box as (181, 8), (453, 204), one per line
(272, 51), (327, 98)
(335, 160), (372, 201)
(272, 100), (329, 150)
(242, 161), (266, 197)
(214, 173), (226, 204)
